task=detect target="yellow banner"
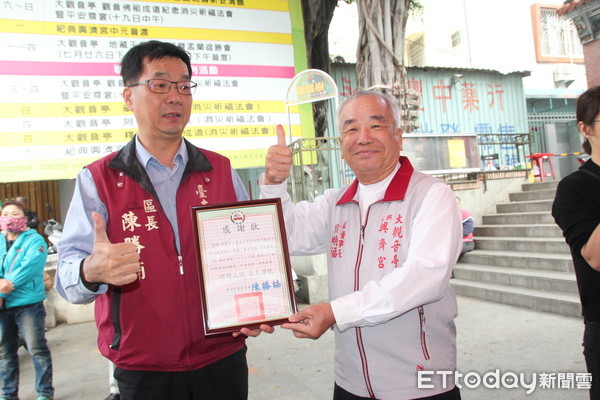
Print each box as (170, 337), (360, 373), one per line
(0, 0), (311, 182)
(0, 19), (292, 44)
(0, 101), (295, 118)
(1, 125), (304, 147)
(0, 157), (99, 181)
(130, 0), (290, 11)
(0, 144), (296, 178)
(0, 149), (273, 178)
(221, 148), (270, 169)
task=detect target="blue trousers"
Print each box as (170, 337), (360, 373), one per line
(0, 301), (54, 399)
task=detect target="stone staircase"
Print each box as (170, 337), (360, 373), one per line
(451, 180), (582, 318)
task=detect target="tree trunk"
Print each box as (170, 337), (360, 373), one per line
(356, 0), (409, 95)
(301, 0), (338, 137)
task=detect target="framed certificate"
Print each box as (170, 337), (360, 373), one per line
(192, 198), (297, 335)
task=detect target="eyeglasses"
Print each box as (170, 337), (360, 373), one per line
(128, 79), (197, 95)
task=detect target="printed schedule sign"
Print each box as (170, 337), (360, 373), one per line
(0, 0), (311, 182)
(192, 198), (296, 334)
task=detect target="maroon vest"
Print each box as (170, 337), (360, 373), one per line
(87, 139), (245, 371)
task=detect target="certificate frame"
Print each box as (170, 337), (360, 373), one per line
(191, 198), (297, 335)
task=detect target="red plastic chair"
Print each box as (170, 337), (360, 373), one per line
(527, 153), (556, 182)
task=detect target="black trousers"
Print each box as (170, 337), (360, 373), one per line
(114, 347), (248, 400)
(333, 383), (461, 400)
(584, 321), (600, 400)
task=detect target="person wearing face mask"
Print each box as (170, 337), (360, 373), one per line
(0, 201), (54, 400)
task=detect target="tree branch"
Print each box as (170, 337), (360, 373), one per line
(359, 0), (402, 69)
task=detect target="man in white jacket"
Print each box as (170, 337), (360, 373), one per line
(261, 91), (463, 400)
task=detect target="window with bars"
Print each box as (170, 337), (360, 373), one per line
(532, 4), (584, 63)
(540, 8), (583, 58)
(407, 36), (425, 66)
(451, 30), (461, 48)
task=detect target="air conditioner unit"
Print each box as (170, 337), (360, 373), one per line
(553, 65), (577, 87)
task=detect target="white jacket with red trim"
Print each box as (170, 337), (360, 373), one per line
(261, 157), (462, 399)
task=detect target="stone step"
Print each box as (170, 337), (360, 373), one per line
(481, 211), (555, 225)
(458, 249), (574, 272)
(454, 178), (573, 317)
(496, 199), (553, 213)
(450, 279), (580, 318)
(473, 236), (570, 254)
(521, 180), (559, 192)
(474, 224), (563, 238)
(453, 264), (577, 295)
(509, 188), (556, 202)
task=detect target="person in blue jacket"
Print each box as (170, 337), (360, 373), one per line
(0, 201), (54, 400)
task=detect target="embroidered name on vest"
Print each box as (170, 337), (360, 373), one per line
(377, 213), (404, 269)
(331, 221), (347, 258)
(119, 198), (160, 280)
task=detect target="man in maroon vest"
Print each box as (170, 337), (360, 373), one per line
(56, 40), (270, 400)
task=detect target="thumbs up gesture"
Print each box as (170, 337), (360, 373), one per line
(81, 212), (141, 287)
(264, 124), (293, 185)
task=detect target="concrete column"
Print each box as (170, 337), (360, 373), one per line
(291, 254), (329, 304)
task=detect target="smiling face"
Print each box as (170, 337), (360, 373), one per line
(338, 94), (403, 184)
(122, 56), (193, 144)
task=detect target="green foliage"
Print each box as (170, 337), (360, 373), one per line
(410, 0), (423, 10)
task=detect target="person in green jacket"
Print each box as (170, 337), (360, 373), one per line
(0, 201), (54, 400)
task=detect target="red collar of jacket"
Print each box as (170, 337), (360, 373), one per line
(337, 156), (414, 205)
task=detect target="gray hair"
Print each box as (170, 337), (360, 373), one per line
(336, 90), (402, 134)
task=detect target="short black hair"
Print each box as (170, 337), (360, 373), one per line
(120, 40), (192, 86)
(576, 86), (600, 155)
